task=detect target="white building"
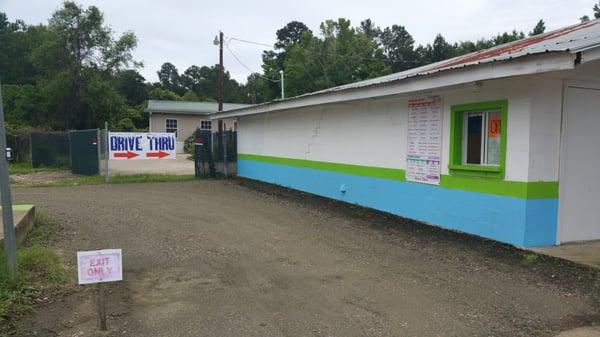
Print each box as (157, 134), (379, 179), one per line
(213, 20), (600, 247)
(147, 100), (249, 153)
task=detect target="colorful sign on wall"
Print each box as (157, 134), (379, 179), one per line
(108, 132), (175, 160)
(406, 95), (443, 185)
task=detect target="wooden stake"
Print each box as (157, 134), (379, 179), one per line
(98, 283), (107, 331)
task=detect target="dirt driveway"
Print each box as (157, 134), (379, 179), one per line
(13, 180), (600, 337)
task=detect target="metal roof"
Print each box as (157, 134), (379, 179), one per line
(213, 19), (600, 119)
(146, 100), (252, 115)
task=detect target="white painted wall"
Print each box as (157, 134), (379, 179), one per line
(239, 76), (537, 182)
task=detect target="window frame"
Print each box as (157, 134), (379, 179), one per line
(449, 100), (508, 179)
(200, 120), (212, 130)
(165, 118), (178, 137)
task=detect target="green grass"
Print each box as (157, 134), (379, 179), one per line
(20, 173), (198, 187)
(8, 162), (68, 175)
(521, 252), (539, 266)
(0, 213), (66, 335)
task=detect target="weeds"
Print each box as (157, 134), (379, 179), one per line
(0, 213), (66, 335)
(522, 253), (539, 265)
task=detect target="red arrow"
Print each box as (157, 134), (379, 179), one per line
(146, 151), (170, 159)
(114, 151), (139, 159)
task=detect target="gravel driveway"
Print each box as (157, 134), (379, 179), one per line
(13, 179), (600, 337)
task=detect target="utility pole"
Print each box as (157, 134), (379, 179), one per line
(218, 31), (224, 132)
(0, 81), (16, 272)
(279, 70), (285, 99)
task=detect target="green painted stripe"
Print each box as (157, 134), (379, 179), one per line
(238, 153), (406, 181)
(238, 153), (558, 199)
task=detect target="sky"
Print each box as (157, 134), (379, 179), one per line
(1, 0), (596, 84)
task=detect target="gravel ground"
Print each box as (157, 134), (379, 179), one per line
(12, 179), (600, 337)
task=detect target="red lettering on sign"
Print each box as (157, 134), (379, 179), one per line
(488, 115), (501, 138)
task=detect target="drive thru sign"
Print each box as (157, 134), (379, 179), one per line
(109, 132), (175, 160)
(77, 249), (123, 284)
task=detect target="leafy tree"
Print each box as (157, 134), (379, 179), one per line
(114, 69), (147, 106)
(182, 90), (200, 101)
(530, 19), (546, 36)
(274, 21), (311, 49)
(581, 15), (590, 22)
(380, 25), (418, 72)
(283, 18), (390, 97)
(148, 87), (182, 101)
(595, 1), (600, 18)
(493, 30), (525, 45)
(359, 19), (382, 45)
(28, 1), (138, 129)
(157, 62), (184, 95)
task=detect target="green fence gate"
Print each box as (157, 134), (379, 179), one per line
(31, 131), (70, 168)
(70, 129), (100, 175)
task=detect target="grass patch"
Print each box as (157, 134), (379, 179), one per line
(9, 162), (68, 175)
(0, 213), (66, 335)
(521, 252), (539, 266)
(22, 173), (198, 187)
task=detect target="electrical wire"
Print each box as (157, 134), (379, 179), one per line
(224, 40), (280, 83)
(226, 36), (275, 48)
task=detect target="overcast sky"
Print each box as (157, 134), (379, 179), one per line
(1, 0), (595, 83)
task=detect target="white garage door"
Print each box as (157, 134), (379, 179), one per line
(559, 86), (600, 243)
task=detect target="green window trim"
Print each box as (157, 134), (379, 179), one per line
(449, 100), (508, 179)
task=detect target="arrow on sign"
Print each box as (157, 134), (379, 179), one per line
(146, 151), (170, 159)
(114, 151), (139, 159)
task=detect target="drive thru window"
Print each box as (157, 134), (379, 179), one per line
(449, 100), (507, 178)
(165, 118), (178, 136)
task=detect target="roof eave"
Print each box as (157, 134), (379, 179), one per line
(211, 52), (576, 120)
(146, 109), (212, 116)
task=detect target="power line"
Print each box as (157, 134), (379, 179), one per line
(224, 41), (280, 83)
(226, 36), (274, 48)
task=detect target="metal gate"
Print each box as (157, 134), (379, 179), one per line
(31, 131), (70, 168)
(70, 129), (100, 175)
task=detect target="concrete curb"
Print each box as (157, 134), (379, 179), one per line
(0, 205), (36, 246)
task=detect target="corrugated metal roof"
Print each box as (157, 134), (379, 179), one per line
(146, 100), (252, 115)
(214, 19), (600, 118)
(319, 19), (600, 94)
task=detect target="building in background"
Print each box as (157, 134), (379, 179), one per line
(146, 100), (250, 153)
(212, 19), (600, 248)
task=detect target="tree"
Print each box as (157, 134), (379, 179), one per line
(530, 19), (546, 36)
(182, 90), (200, 101)
(28, 1), (138, 129)
(581, 15), (590, 23)
(157, 62), (184, 95)
(114, 69), (147, 106)
(359, 19), (382, 45)
(274, 21), (311, 49)
(432, 34), (455, 61)
(283, 18), (390, 97)
(493, 30), (525, 45)
(380, 25), (418, 72)
(594, 1), (600, 18)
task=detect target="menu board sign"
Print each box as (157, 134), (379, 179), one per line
(406, 95), (443, 185)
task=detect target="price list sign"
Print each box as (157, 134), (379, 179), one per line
(406, 95), (443, 185)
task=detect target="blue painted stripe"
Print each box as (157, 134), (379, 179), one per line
(239, 159), (558, 247)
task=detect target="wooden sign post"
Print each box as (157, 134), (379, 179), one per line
(77, 249), (123, 331)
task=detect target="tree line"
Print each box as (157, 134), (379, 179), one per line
(1, 1), (599, 133)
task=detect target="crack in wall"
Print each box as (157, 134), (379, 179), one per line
(305, 108), (325, 159)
